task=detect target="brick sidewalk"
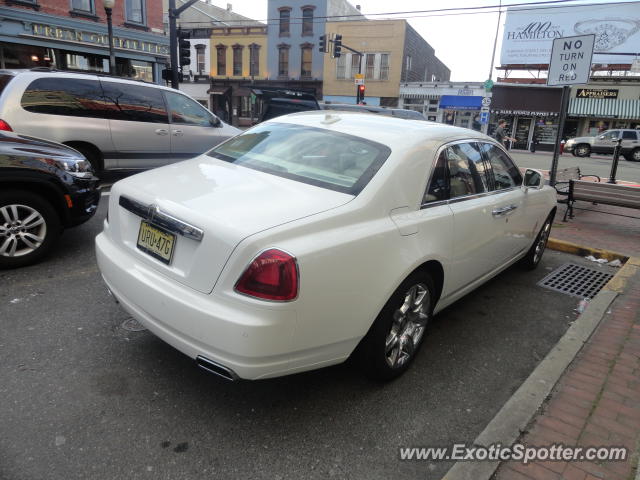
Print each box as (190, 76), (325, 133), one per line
(494, 205), (640, 480)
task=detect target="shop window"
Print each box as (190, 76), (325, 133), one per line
(279, 8), (291, 36)
(130, 59), (153, 82)
(216, 45), (226, 76)
(300, 46), (312, 78)
(71, 0), (94, 13)
(232, 45), (243, 76)
(249, 44), (260, 76)
(101, 82), (168, 123)
(301, 7), (314, 36)
(21, 78), (107, 118)
(164, 91), (213, 126)
(278, 45), (289, 77)
(125, 0), (145, 24)
(240, 96), (252, 117)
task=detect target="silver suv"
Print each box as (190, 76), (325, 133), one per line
(0, 70), (240, 173)
(564, 129), (640, 162)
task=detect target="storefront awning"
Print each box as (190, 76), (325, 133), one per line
(399, 87), (440, 100)
(207, 86), (232, 95)
(439, 95), (483, 110)
(569, 98), (640, 119)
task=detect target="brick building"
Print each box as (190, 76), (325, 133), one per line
(0, 0), (169, 82)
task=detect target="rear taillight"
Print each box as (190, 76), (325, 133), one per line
(235, 249), (298, 301)
(0, 119), (12, 131)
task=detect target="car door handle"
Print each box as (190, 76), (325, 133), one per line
(155, 129), (168, 136)
(492, 204), (518, 216)
(172, 130), (184, 137)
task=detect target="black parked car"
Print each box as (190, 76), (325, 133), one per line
(0, 131), (100, 268)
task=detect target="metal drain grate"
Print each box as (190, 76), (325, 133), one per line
(537, 263), (614, 298)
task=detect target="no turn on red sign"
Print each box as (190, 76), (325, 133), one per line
(547, 34), (595, 86)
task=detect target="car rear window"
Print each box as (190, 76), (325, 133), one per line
(208, 123), (391, 195)
(0, 74), (14, 96)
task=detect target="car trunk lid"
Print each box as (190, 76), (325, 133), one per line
(109, 156), (353, 293)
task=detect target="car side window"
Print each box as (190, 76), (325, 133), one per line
(21, 78), (107, 118)
(479, 143), (523, 190)
(100, 81), (168, 123)
(422, 151), (449, 204)
(622, 131), (637, 140)
(164, 91), (214, 126)
(601, 130), (619, 141)
(446, 142), (489, 198)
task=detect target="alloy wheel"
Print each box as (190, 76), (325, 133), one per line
(576, 145), (590, 157)
(0, 204), (47, 257)
(385, 283), (431, 369)
(532, 219), (551, 265)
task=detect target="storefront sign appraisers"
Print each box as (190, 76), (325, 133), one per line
(576, 88), (619, 99)
(28, 24), (169, 56)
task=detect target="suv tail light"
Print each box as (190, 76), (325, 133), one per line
(0, 119), (12, 131)
(235, 249), (298, 301)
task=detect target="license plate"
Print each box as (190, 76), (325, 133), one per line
(136, 221), (175, 264)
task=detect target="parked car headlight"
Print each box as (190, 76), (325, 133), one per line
(54, 158), (94, 178)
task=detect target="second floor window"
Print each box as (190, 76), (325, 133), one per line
(71, 0), (93, 12)
(336, 55), (346, 79)
(302, 7), (314, 35)
(380, 54), (389, 80)
(279, 9), (290, 36)
(125, 0), (145, 24)
(249, 44), (260, 76)
(216, 46), (226, 76)
(196, 48), (205, 74)
(300, 46), (312, 77)
(365, 53), (375, 79)
(350, 54), (360, 79)
(278, 46), (289, 77)
(232, 46), (243, 76)
(335, 53), (390, 81)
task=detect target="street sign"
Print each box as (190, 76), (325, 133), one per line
(483, 79), (494, 91)
(480, 111), (489, 125)
(354, 73), (364, 85)
(480, 106), (490, 113)
(547, 34), (595, 86)
(481, 97), (491, 107)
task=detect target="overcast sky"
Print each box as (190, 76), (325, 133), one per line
(212, 0), (630, 81)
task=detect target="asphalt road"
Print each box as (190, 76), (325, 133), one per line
(510, 150), (640, 184)
(0, 197), (617, 480)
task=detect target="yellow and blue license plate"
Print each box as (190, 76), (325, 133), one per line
(136, 221), (175, 264)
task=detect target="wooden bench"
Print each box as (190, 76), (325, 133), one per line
(564, 179), (640, 221)
(554, 166), (600, 194)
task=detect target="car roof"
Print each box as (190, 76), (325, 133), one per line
(266, 111), (492, 148)
(0, 69), (180, 93)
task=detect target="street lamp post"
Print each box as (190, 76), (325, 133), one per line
(103, 0), (116, 75)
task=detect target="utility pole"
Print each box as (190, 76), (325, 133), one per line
(168, 0), (200, 89)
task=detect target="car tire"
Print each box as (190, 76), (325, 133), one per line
(0, 190), (61, 269)
(519, 212), (554, 271)
(575, 144), (591, 157)
(356, 272), (435, 381)
(628, 148), (640, 162)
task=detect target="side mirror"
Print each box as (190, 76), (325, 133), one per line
(523, 168), (544, 190)
(211, 116), (222, 128)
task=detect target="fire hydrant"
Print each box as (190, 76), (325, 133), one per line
(560, 139), (565, 155)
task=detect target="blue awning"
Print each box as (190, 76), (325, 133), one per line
(439, 95), (483, 111)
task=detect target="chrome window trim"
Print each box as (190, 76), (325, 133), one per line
(420, 138), (523, 210)
(119, 195), (204, 242)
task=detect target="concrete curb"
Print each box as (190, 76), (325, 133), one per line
(547, 237), (629, 263)
(443, 247), (638, 480)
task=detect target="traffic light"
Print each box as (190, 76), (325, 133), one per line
(332, 34), (342, 58)
(177, 30), (191, 66)
(319, 34), (326, 53)
(357, 84), (365, 103)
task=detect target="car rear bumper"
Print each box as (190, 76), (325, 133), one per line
(95, 230), (347, 380)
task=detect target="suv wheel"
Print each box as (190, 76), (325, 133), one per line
(575, 144), (591, 157)
(628, 148), (640, 162)
(0, 190), (61, 268)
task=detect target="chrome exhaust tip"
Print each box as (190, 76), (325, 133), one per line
(196, 356), (238, 381)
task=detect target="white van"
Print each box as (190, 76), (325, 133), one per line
(0, 69), (240, 173)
